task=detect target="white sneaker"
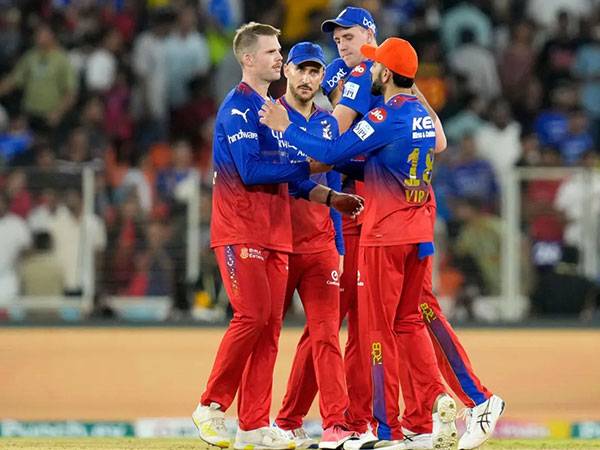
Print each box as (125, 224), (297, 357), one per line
(274, 426), (318, 449)
(235, 426), (297, 450)
(401, 428), (432, 449)
(431, 394), (458, 450)
(343, 430), (405, 450)
(458, 395), (505, 450)
(192, 402), (231, 448)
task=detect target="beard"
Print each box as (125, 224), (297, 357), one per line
(371, 76), (384, 96)
(290, 84), (315, 104)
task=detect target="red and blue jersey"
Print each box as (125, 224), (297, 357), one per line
(283, 93), (437, 246)
(210, 82), (310, 252)
(279, 97), (345, 255)
(338, 59), (383, 116)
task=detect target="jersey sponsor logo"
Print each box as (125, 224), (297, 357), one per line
(227, 129), (258, 144)
(326, 270), (340, 286)
(411, 116), (436, 139)
(271, 129), (298, 151)
(420, 302), (437, 323)
(325, 66), (348, 89)
(405, 188), (428, 204)
(342, 81), (360, 100)
(368, 108), (387, 123)
(353, 120), (375, 141)
(231, 108), (250, 123)
(240, 247), (265, 261)
(351, 63), (367, 77)
(371, 342), (383, 364)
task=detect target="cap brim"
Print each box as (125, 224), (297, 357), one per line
(288, 57), (325, 67)
(321, 18), (355, 33)
(360, 44), (377, 61)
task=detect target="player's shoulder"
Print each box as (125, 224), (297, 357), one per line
(218, 84), (260, 120)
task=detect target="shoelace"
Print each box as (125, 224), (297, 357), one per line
(457, 408), (473, 433)
(267, 427), (291, 442)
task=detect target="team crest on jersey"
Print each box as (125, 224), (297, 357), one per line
(351, 63), (367, 77)
(321, 121), (333, 140)
(369, 108), (387, 123)
(240, 247), (249, 259)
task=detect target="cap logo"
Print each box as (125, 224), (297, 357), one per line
(369, 108), (387, 123)
(362, 17), (376, 33)
(351, 63), (367, 77)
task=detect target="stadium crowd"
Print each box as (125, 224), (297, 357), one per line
(0, 0), (599, 320)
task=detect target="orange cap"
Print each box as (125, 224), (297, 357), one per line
(360, 37), (418, 79)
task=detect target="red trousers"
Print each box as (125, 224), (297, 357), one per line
(419, 260), (492, 409)
(275, 249), (348, 430)
(275, 234), (372, 433)
(201, 245), (288, 431)
(360, 245), (446, 440)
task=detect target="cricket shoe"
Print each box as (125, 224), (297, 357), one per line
(343, 429), (405, 450)
(234, 426), (296, 450)
(274, 425), (319, 449)
(458, 395), (505, 449)
(192, 402), (231, 448)
(431, 394), (458, 450)
(401, 428), (432, 449)
(319, 426), (356, 449)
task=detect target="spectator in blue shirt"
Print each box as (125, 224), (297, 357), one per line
(559, 108), (595, 165)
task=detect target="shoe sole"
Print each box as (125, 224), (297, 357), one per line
(192, 415), (231, 448)
(433, 396), (458, 450)
(320, 435), (355, 449)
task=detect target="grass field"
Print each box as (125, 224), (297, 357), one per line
(2, 440), (600, 450)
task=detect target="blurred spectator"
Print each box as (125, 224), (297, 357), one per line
(80, 96), (109, 159)
(0, 114), (33, 164)
(165, 5), (210, 109)
(533, 84), (577, 148)
(531, 246), (598, 320)
(132, 8), (173, 149)
(0, 23), (77, 134)
(156, 139), (195, 204)
(572, 21), (600, 147)
(526, 0), (594, 29)
(57, 127), (93, 169)
(555, 151), (600, 252)
(123, 221), (174, 296)
(558, 108), (595, 165)
(536, 11), (580, 95)
(28, 188), (60, 233)
(49, 189), (106, 295)
(0, 192), (31, 305)
(498, 21), (537, 104)
(85, 28), (122, 93)
(444, 94), (485, 144)
(104, 67), (134, 141)
(0, 7), (22, 73)
(415, 40), (448, 113)
(447, 134), (499, 213)
(5, 169), (32, 218)
(453, 198), (502, 296)
(20, 232), (64, 296)
(448, 28), (501, 102)
(475, 99), (522, 180)
(440, 1), (493, 52)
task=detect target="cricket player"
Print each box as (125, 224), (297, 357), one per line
(260, 37), (458, 450)
(320, 8), (505, 450)
(269, 41), (360, 450)
(191, 23), (363, 450)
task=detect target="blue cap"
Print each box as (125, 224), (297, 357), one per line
(321, 7), (377, 35)
(286, 42), (327, 67)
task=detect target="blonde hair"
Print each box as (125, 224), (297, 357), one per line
(233, 22), (281, 65)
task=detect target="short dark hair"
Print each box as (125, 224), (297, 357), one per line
(34, 232), (53, 251)
(392, 72), (414, 88)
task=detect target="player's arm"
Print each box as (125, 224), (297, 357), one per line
(260, 102), (390, 164)
(326, 170), (345, 256)
(223, 103), (310, 185)
(334, 159), (365, 181)
(412, 83), (447, 153)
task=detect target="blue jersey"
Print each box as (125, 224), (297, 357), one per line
(283, 93), (437, 246)
(279, 97), (345, 255)
(210, 82), (310, 252)
(338, 59), (384, 116)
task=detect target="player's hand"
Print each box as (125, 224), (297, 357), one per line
(309, 160), (333, 173)
(330, 192), (364, 218)
(259, 101), (291, 132)
(338, 255), (344, 277)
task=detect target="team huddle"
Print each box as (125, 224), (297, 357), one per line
(192, 7), (504, 450)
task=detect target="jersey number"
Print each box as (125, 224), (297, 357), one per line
(404, 147), (434, 187)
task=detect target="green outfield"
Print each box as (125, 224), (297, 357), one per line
(2, 440), (600, 450)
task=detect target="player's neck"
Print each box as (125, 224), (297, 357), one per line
(284, 92), (313, 119)
(384, 86), (413, 102)
(241, 75), (271, 99)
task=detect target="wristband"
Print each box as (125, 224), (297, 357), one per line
(325, 189), (334, 206)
